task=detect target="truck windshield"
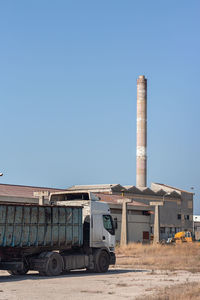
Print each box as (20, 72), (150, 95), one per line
(103, 215), (115, 235)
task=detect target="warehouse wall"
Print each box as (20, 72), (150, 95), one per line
(110, 208), (150, 243)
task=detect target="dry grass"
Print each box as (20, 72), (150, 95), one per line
(137, 282), (200, 300)
(116, 242), (200, 272)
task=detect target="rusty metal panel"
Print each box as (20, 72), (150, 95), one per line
(0, 203), (82, 248)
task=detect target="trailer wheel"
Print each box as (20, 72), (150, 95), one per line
(42, 252), (63, 276)
(94, 250), (110, 273)
(8, 264), (29, 276)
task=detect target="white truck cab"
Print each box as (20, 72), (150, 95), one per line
(90, 200), (115, 250)
(49, 190), (116, 273)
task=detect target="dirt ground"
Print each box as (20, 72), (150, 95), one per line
(0, 267), (200, 300)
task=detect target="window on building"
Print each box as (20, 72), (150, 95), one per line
(187, 215), (190, 220)
(142, 210), (150, 216)
(177, 214), (181, 220)
(143, 231), (149, 240)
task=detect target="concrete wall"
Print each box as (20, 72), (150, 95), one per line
(180, 192), (193, 231)
(110, 208), (150, 243)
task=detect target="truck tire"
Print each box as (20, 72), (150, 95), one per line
(94, 250), (110, 273)
(8, 263), (29, 276)
(41, 252), (63, 276)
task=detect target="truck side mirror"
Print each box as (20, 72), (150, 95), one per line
(113, 218), (118, 230)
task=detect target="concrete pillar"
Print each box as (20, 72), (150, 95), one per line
(150, 201), (164, 244)
(118, 199), (132, 246)
(136, 75), (147, 187)
(33, 191), (50, 205)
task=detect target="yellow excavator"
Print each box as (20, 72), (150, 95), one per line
(172, 231), (193, 243)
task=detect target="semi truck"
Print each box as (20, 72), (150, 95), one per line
(0, 191), (116, 276)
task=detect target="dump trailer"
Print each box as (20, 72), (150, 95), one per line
(0, 191), (116, 276)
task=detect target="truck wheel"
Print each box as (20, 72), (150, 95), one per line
(8, 264), (29, 276)
(42, 252), (63, 276)
(94, 250), (110, 273)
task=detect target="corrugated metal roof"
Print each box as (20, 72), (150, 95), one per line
(68, 183), (182, 198)
(68, 184), (120, 191)
(0, 183), (64, 199)
(94, 193), (150, 208)
(152, 183), (193, 195)
(0, 182), (185, 201)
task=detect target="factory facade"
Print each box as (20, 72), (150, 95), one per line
(0, 182), (193, 242)
(68, 183), (193, 241)
(93, 193), (151, 243)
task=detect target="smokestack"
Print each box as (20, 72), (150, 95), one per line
(136, 75), (147, 187)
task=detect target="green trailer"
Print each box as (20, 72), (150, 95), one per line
(0, 203), (83, 275)
(0, 203), (82, 248)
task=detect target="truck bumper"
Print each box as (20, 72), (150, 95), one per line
(110, 252), (116, 265)
(0, 261), (24, 271)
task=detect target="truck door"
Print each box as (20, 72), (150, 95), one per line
(90, 200), (115, 249)
(91, 214), (104, 247)
(90, 201), (104, 247)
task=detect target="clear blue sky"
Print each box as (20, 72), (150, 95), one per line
(0, 1), (200, 211)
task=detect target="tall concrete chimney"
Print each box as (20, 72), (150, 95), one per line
(136, 75), (147, 187)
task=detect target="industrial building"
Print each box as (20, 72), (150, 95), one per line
(68, 183), (193, 240)
(0, 183), (62, 204)
(0, 181), (193, 242)
(93, 193), (151, 243)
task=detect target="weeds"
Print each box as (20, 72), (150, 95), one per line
(137, 282), (200, 300)
(116, 243), (200, 272)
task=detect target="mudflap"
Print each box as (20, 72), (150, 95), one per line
(110, 252), (116, 265)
